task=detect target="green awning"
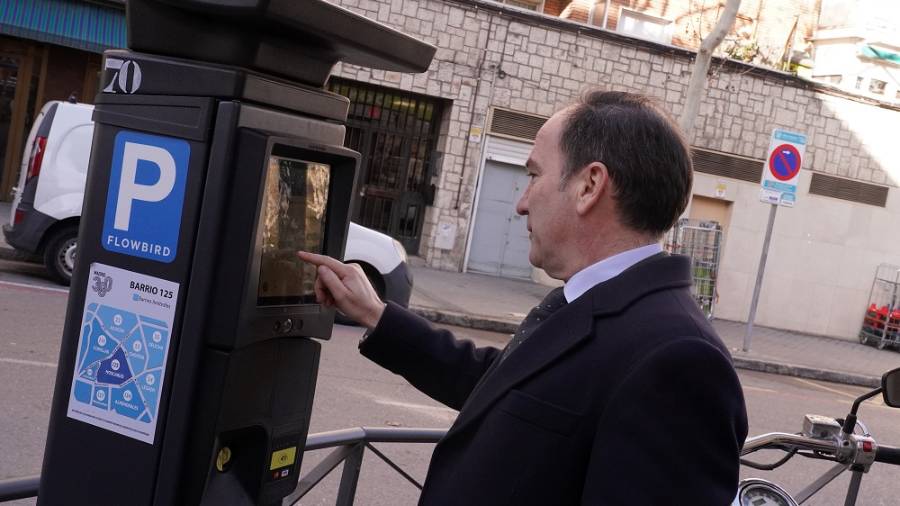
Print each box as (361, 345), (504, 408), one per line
(0, 0), (126, 53)
(860, 45), (900, 65)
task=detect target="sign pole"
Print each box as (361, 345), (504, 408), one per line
(743, 202), (778, 352)
(745, 128), (805, 352)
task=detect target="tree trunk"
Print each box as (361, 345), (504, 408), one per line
(679, 0), (743, 142)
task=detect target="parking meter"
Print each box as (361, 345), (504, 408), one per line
(36, 1), (434, 505)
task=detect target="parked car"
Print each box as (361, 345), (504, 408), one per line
(3, 100), (413, 317)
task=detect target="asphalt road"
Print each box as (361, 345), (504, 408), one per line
(1, 258), (900, 505)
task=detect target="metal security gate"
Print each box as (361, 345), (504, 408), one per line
(664, 219), (724, 319)
(328, 78), (443, 253)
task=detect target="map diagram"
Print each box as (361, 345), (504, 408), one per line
(71, 303), (167, 425)
(67, 263), (179, 444)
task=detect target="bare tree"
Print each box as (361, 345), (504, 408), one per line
(679, 0), (742, 141)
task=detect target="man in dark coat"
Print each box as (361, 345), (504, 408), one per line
(298, 90), (748, 505)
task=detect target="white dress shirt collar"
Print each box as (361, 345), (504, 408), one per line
(563, 243), (663, 303)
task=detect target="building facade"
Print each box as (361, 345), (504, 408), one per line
(327, 0), (900, 339)
(492, 0), (820, 69)
(810, 0), (900, 103)
(0, 0), (124, 201)
(3, 0), (899, 340)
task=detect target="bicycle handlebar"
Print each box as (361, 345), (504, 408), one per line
(744, 433), (900, 468)
(875, 445), (900, 465)
(742, 432), (839, 457)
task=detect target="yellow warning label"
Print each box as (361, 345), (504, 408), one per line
(270, 447), (297, 470)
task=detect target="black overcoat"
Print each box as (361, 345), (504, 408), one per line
(360, 254), (748, 505)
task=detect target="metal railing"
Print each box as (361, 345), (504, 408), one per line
(0, 427), (446, 505)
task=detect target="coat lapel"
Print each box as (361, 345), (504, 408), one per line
(441, 254), (693, 442)
(442, 295), (594, 441)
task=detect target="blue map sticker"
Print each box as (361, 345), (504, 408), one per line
(67, 263), (179, 445)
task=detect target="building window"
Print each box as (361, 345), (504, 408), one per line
(617, 9), (673, 44)
(327, 78), (445, 252)
(869, 79), (887, 95)
(494, 0), (545, 12)
(815, 74), (843, 84)
(855, 76), (865, 90)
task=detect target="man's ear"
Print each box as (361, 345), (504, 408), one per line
(574, 162), (610, 216)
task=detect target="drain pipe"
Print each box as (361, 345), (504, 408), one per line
(454, 12), (497, 210)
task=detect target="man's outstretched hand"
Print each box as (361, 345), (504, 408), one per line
(296, 251), (387, 330)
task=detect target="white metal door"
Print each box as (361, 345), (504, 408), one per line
(467, 160), (532, 279)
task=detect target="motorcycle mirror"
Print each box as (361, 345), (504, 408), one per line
(881, 367), (900, 408)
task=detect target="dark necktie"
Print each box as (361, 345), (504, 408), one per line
(498, 287), (568, 363)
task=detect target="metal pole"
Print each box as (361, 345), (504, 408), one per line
(335, 442), (366, 506)
(743, 203), (778, 352)
(843, 469), (864, 506)
(795, 463), (845, 504)
(0, 475), (39, 501)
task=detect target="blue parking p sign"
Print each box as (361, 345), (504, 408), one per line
(102, 131), (190, 263)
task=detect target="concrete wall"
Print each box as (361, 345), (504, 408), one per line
(694, 170), (900, 339)
(330, 0), (900, 337)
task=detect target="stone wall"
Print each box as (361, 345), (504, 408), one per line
(330, 0), (900, 271)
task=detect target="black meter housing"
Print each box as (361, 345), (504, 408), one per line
(36, 1), (434, 505)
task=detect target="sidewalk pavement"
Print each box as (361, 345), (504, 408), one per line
(3, 199), (896, 388)
(408, 258), (900, 389)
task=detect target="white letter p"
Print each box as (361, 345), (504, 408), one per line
(114, 142), (176, 231)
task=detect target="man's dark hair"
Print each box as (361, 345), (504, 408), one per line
(560, 90), (692, 237)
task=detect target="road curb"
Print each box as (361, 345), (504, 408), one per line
(731, 356), (880, 388)
(411, 305), (882, 388)
(410, 306), (519, 334)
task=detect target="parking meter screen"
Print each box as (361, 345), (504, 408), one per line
(258, 155), (331, 306)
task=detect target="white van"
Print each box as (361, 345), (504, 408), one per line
(3, 101), (413, 312)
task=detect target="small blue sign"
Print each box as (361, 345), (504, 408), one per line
(763, 180), (796, 193)
(102, 131), (190, 263)
(773, 129), (807, 145)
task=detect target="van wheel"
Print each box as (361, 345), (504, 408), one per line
(44, 225), (79, 286)
(335, 262), (386, 326)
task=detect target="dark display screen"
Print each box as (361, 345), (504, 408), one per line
(257, 155), (331, 306)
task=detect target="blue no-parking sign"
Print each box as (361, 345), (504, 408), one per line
(101, 130), (190, 263)
(760, 129), (806, 207)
